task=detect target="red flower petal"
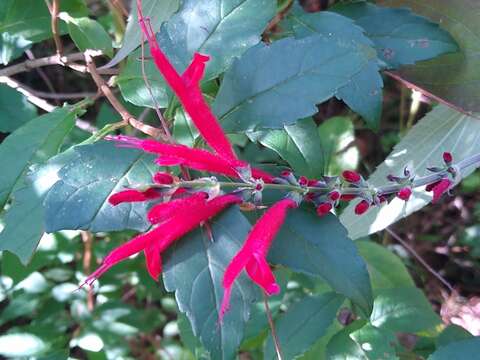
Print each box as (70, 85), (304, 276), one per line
(147, 192), (207, 224)
(153, 172), (174, 184)
(443, 152), (453, 164)
(108, 188), (160, 206)
(429, 178), (452, 203)
(144, 243), (162, 281)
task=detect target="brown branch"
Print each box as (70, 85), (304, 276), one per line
(84, 50), (166, 140)
(386, 228), (454, 293)
(50, 0), (63, 56)
(81, 231), (95, 311)
(263, 292), (283, 360)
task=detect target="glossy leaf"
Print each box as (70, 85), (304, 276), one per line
(213, 34), (377, 132)
(43, 141), (157, 233)
(436, 325), (473, 348)
(0, 32), (31, 65)
(269, 209), (373, 315)
(104, 0), (179, 67)
(163, 207), (257, 360)
(378, 0), (480, 112)
(63, 16), (113, 57)
(341, 105), (480, 239)
(173, 108), (199, 147)
(249, 118), (325, 178)
(370, 287), (441, 333)
(0, 84), (37, 132)
(428, 338), (480, 360)
(290, 10), (383, 128)
(334, 2), (458, 69)
(264, 293), (344, 360)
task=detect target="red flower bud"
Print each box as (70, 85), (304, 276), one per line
(427, 178), (453, 203)
(329, 191), (341, 201)
(397, 187), (412, 201)
(316, 202), (332, 217)
(153, 171), (174, 184)
(342, 170), (361, 183)
(108, 188), (161, 206)
(281, 170), (292, 177)
(443, 152), (453, 164)
(298, 176), (308, 186)
(354, 200), (370, 215)
(340, 194), (356, 201)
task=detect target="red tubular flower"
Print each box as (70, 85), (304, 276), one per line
(136, 1), (237, 162)
(397, 187), (412, 201)
(147, 192), (207, 224)
(316, 202), (332, 217)
(354, 200), (370, 215)
(427, 178), (452, 203)
(342, 170), (361, 183)
(108, 135), (273, 182)
(153, 171), (174, 184)
(220, 198), (298, 321)
(108, 188), (161, 206)
(82, 194), (242, 285)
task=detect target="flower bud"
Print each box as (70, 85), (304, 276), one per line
(397, 187), (412, 201)
(443, 152), (453, 164)
(329, 191), (341, 201)
(153, 171), (174, 184)
(316, 202), (333, 217)
(298, 176), (308, 186)
(342, 170), (361, 183)
(354, 200), (370, 215)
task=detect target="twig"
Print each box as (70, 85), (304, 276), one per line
(50, 0), (63, 56)
(263, 292), (283, 360)
(109, 0), (129, 17)
(84, 50), (166, 140)
(81, 231), (95, 311)
(25, 49), (58, 102)
(386, 228), (454, 293)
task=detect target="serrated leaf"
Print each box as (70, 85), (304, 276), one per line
(428, 338), (480, 360)
(249, 118), (324, 178)
(264, 293), (344, 360)
(43, 141), (157, 233)
(104, 0), (179, 68)
(163, 207), (257, 360)
(334, 2), (458, 69)
(290, 10), (383, 128)
(357, 241), (414, 292)
(0, 0), (87, 43)
(0, 84), (37, 132)
(340, 105), (480, 239)
(213, 34), (377, 132)
(0, 32), (31, 65)
(63, 16), (113, 57)
(118, 0), (275, 108)
(370, 287), (441, 333)
(269, 209), (373, 315)
(378, 0), (479, 112)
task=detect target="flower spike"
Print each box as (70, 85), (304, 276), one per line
(220, 198), (297, 321)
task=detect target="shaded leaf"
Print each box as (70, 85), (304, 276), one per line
(269, 209), (373, 315)
(0, 83), (37, 132)
(436, 325), (473, 348)
(264, 293), (344, 360)
(163, 207), (257, 360)
(340, 105), (480, 239)
(428, 338), (480, 360)
(378, 0), (480, 112)
(0, 32), (31, 65)
(43, 141), (157, 233)
(213, 34), (377, 132)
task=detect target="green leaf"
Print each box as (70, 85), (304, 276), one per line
(340, 105), (480, 239)
(326, 322), (398, 360)
(378, 0), (479, 112)
(0, 84), (37, 132)
(290, 10), (383, 128)
(0, 0), (87, 43)
(104, 0), (180, 67)
(0, 32), (31, 65)
(0, 333), (47, 357)
(0, 107), (78, 210)
(43, 141), (157, 233)
(436, 325), (473, 348)
(428, 338), (480, 360)
(334, 2), (458, 69)
(213, 34), (377, 132)
(173, 108), (199, 147)
(249, 118), (325, 178)
(370, 287), (441, 333)
(357, 241), (414, 292)
(264, 293), (345, 360)
(163, 207), (257, 360)
(156, 0), (276, 80)
(62, 15), (113, 57)
(269, 209), (373, 315)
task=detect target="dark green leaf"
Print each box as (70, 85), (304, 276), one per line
(104, 0), (180, 67)
(357, 241), (414, 292)
(249, 118), (324, 178)
(334, 2), (458, 68)
(264, 293), (344, 360)
(0, 84), (37, 132)
(436, 325), (473, 348)
(370, 287), (441, 333)
(290, 10), (383, 128)
(269, 209), (373, 315)
(62, 15), (113, 57)
(428, 338), (480, 360)
(43, 141), (157, 233)
(0, 32), (31, 65)
(163, 207), (257, 360)
(378, 0), (479, 112)
(0, 0), (87, 43)
(213, 34), (377, 132)
(173, 108), (199, 147)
